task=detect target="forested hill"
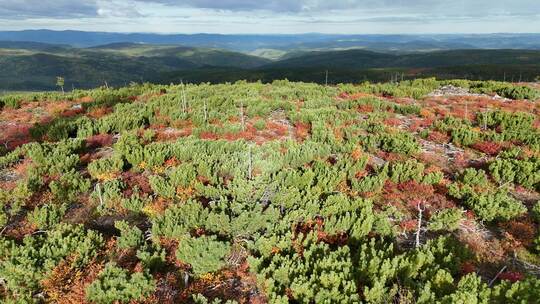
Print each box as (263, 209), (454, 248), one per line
(1, 41), (540, 91)
(0, 79), (539, 302)
(265, 49), (540, 69)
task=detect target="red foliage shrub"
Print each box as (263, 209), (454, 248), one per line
(409, 118), (434, 132)
(266, 121), (289, 136)
(338, 92), (349, 99)
(500, 220), (536, 247)
(294, 122), (310, 140)
(383, 117), (401, 127)
(397, 181), (434, 197)
(464, 210), (476, 220)
(471, 141), (503, 156)
(121, 171), (153, 195)
(42, 258), (104, 304)
(434, 107), (448, 117)
(377, 151), (406, 162)
(351, 147), (363, 161)
(400, 219), (417, 232)
(85, 134), (114, 149)
(452, 153), (470, 169)
(499, 271), (524, 283)
(460, 261), (477, 275)
(427, 131), (449, 143)
(0, 123), (32, 150)
(60, 109), (84, 118)
(87, 107), (112, 119)
(357, 104), (374, 113)
(419, 108), (435, 119)
(199, 131), (219, 140)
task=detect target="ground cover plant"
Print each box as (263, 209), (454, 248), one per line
(0, 78), (539, 303)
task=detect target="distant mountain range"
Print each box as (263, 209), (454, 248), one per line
(1, 30), (540, 52)
(0, 31), (539, 91)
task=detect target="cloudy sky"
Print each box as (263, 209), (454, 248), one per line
(0, 0), (539, 34)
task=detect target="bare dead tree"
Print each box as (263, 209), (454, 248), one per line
(95, 183), (104, 207)
(415, 201), (426, 248)
(489, 265), (507, 287)
(240, 100), (245, 131)
(181, 80), (188, 114)
(325, 70), (329, 86)
(203, 99), (208, 124)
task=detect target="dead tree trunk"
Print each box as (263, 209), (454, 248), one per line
(95, 183), (104, 207)
(240, 101), (245, 131)
(415, 201), (425, 248)
(203, 99), (208, 124)
(181, 81), (188, 114)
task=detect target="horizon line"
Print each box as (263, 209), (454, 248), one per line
(2, 29), (540, 36)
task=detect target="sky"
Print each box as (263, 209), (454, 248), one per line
(0, 0), (539, 34)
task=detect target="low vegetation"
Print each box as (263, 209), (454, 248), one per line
(0, 79), (539, 303)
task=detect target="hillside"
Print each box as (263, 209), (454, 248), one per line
(88, 43), (271, 68)
(265, 49), (540, 69)
(1, 43), (540, 91)
(0, 79), (539, 303)
(0, 43), (270, 90)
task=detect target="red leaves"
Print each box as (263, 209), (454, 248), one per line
(0, 123), (32, 150)
(471, 141), (503, 156)
(383, 117), (401, 127)
(266, 121), (288, 136)
(398, 180), (434, 197)
(400, 219), (417, 232)
(60, 107), (85, 118)
(86, 134), (114, 149)
(87, 106), (112, 119)
(357, 104), (374, 113)
(427, 131), (449, 144)
(460, 261), (476, 275)
(500, 219), (537, 248)
(121, 171), (153, 195)
(199, 131), (219, 140)
(499, 271), (524, 282)
(351, 147), (363, 161)
(294, 122), (310, 140)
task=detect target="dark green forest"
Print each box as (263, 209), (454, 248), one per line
(1, 42), (539, 91)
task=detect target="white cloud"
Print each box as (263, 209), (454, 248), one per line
(96, 0), (142, 18)
(0, 0), (538, 33)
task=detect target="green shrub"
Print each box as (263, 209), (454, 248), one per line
(379, 132), (419, 155)
(489, 157), (540, 190)
(532, 201), (540, 222)
(491, 277), (540, 303)
(86, 263), (155, 304)
(451, 126), (479, 146)
(27, 203), (67, 230)
(175, 235), (231, 277)
(0, 224), (103, 297)
(115, 221), (144, 249)
(428, 208), (464, 232)
(49, 170), (91, 202)
(387, 160), (424, 183)
(88, 156), (124, 180)
(249, 232), (359, 303)
(463, 190), (526, 222)
(0, 95), (23, 109)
